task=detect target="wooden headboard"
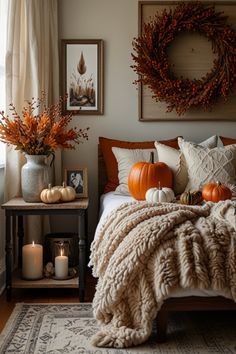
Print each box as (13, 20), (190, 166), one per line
(98, 144), (107, 197)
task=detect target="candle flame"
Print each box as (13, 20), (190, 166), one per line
(60, 249), (63, 256)
(32, 241), (35, 247)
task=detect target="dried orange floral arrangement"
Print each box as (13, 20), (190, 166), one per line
(0, 93), (89, 155)
(132, 2), (236, 115)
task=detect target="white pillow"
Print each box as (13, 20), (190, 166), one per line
(155, 136), (218, 195)
(179, 140), (236, 192)
(112, 147), (157, 195)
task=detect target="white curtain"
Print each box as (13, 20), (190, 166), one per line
(4, 0), (61, 242)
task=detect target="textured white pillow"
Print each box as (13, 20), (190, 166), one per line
(155, 136), (218, 195)
(112, 147), (157, 195)
(179, 140), (236, 192)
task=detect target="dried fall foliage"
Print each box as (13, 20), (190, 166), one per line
(0, 93), (89, 155)
(132, 2), (236, 115)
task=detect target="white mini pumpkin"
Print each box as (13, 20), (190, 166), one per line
(145, 187), (175, 203)
(53, 182), (76, 202)
(40, 184), (61, 204)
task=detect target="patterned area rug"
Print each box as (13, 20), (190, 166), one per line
(0, 303), (235, 353)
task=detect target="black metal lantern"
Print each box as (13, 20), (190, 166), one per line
(44, 233), (79, 267)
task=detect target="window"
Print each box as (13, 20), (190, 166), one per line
(0, 0), (7, 167)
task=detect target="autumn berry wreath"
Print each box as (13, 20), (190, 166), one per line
(132, 2), (236, 115)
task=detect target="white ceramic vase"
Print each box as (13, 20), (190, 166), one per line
(21, 155), (53, 202)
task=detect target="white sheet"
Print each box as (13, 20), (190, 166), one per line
(94, 192), (230, 298)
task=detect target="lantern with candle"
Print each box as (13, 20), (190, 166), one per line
(44, 233), (78, 267)
(54, 242), (69, 279)
(22, 241), (43, 280)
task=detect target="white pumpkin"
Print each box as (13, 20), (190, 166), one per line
(53, 182), (76, 202)
(40, 184), (61, 204)
(145, 187), (175, 203)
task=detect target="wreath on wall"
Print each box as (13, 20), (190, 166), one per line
(132, 2), (236, 116)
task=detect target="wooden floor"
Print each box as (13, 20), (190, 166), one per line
(0, 270), (97, 333)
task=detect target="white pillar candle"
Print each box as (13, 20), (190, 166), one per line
(55, 250), (68, 279)
(22, 241), (43, 280)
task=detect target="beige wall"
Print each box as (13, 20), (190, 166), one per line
(58, 0), (236, 243)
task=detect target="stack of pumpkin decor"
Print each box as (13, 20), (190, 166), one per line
(128, 152), (174, 202)
(180, 182), (232, 205)
(40, 182), (76, 204)
(127, 153), (232, 204)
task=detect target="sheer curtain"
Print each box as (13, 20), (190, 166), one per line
(5, 0), (61, 242)
(0, 0), (7, 167)
(0, 0), (8, 294)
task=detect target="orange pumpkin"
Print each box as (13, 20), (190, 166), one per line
(128, 153), (173, 200)
(202, 182), (232, 202)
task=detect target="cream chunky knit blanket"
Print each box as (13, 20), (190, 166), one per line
(89, 200), (236, 348)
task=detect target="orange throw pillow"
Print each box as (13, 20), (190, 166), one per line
(220, 136), (236, 146)
(99, 136), (180, 193)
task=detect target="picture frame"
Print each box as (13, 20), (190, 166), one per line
(137, 1), (236, 121)
(61, 39), (104, 115)
(64, 167), (88, 198)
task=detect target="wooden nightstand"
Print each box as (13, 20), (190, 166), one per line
(1, 197), (89, 302)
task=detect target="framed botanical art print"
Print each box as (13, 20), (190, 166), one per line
(64, 167), (88, 198)
(61, 39), (104, 115)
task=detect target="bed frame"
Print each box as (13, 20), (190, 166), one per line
(98, 145), (236, 342)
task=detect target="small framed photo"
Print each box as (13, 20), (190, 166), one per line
(61, 39), (104, 115)
(64, 167), (88, 198)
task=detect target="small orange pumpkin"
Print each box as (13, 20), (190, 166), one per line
(202, 182), (232, 202)
(128, 152), (173, 200)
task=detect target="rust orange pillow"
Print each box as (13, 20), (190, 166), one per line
(99, 136), (180, 193)
(220, 136), (236, 146)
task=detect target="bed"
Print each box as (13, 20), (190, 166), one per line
(90, 143), (236, 347)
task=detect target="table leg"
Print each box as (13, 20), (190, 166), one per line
(78, 210), (86, 302)
(12, 216), (16, 268)
(5, 211), (12, 301)
(85, 208), (89, 264)
(17, 215), (24, 268)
